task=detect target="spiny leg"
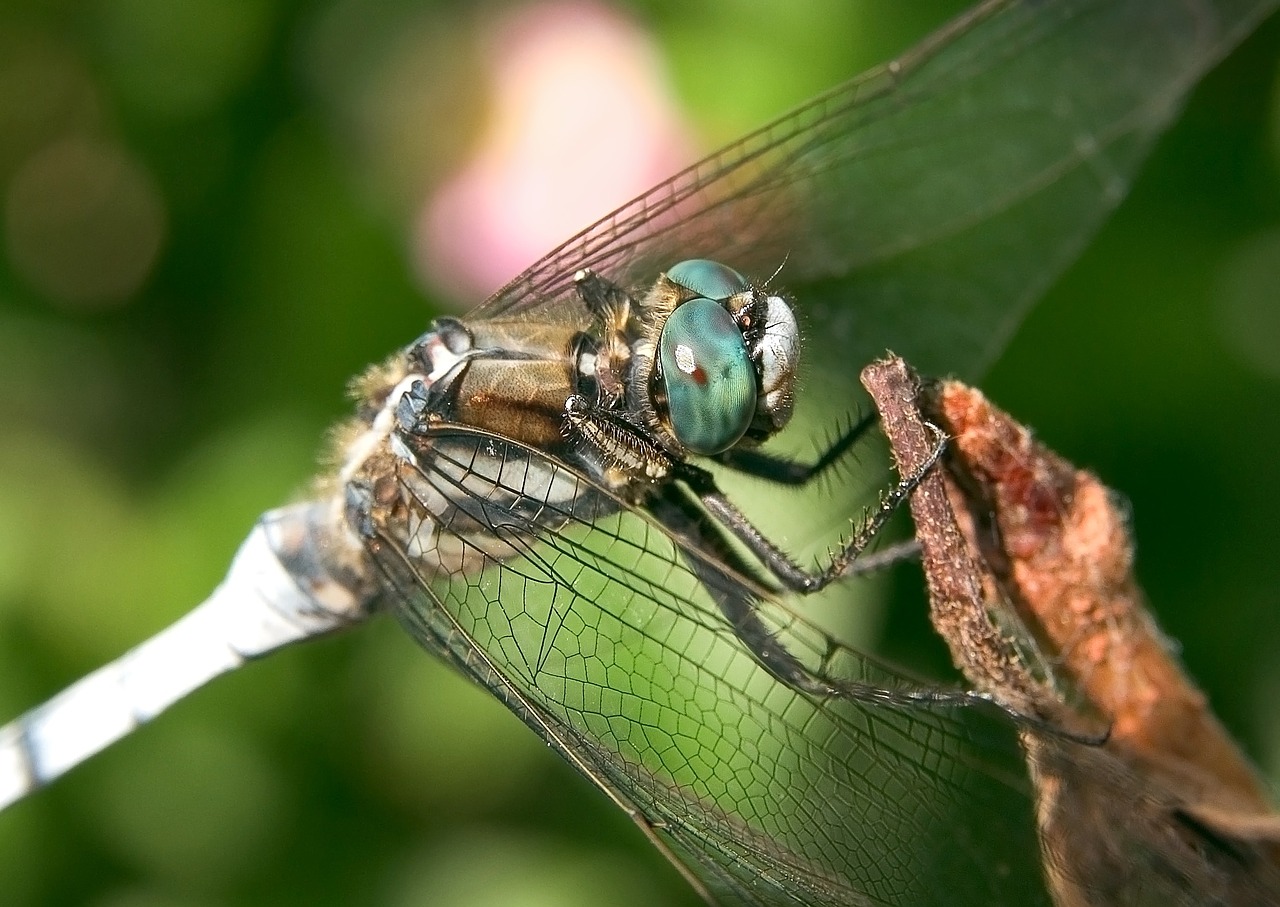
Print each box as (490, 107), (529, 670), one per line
(716, 411), (925, 569)
(713, 409), (877, 486)
(562, 388), (938, 592)
(650, 482), (990, 711)
(675, 424), (945, 593)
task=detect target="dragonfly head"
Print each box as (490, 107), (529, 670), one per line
(654, 259), (799, 456)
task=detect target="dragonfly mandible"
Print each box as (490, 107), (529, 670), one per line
(2, 1), (1277, 905)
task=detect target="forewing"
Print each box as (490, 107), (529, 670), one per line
(472, 0), (1276, 384)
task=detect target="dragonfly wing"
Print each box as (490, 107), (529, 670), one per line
(354, 423), (1052, 906)
(470, 0), (1277, 382)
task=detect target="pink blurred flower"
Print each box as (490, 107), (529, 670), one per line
(415, 1), (694, 305)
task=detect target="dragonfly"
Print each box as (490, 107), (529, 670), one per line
(2, 1), (1277, 905)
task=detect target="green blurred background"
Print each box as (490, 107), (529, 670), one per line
(0, 2), (1278, 905)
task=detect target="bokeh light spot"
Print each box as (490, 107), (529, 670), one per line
(0, 29), (102, 178)
(385, 833), (662, 907)
(1215, 229), (1280, 382)
(416, 1), (694, 303)
(5, 137), (166, 310)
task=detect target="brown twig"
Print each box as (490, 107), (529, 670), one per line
(861, 354), (1280, 907)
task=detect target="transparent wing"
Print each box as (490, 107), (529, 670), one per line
(472, 0), (1275, 385)
(362, 424), (1050, 907)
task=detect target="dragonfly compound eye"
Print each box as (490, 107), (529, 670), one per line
(658, 297), (757, 455)
(665, 258), (747, 300)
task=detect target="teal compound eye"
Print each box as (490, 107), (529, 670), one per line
(666, 259), (747, 301)
(658, 297), (756, 455)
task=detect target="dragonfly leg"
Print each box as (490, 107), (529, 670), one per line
(714, 411), (927, 568)
(651, 483), (995, 712)
(676, 422), (947, 593)
(563, 390), (937, 584)
(713, 410), (878, 486)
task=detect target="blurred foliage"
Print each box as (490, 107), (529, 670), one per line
(0, 1), (1277, 905)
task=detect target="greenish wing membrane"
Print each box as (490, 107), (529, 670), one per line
(367, 424), (1049, 906)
